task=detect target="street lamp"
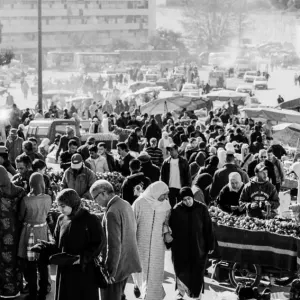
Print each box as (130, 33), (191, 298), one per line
(37, 0), (43, 111)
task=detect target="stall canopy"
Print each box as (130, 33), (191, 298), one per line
(272, 123), (300, 147)
(241, 107), (300, 124)
(278, 98), (300, 112)
(140, 96), (207, 115)
(129, 82), (156, 92)
(43, 90), (75, 98)
(205, 89), (248, 105)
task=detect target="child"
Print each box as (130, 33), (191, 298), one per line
(18, 172), (52, 300)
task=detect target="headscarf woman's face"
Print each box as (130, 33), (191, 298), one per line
(183, 196), (194, 207)
(58, 201), (72, 216)
(158, 192), (169, 202)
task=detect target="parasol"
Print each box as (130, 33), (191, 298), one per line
(278, 98), (300, 112)
(272, 123), (300, 147)
(140, 96), (207, 115)
(241, 107), (300, 124)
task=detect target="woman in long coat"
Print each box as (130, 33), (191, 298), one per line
(132, 181), (171, 300)
(169, 187), (215, 300)
(33, 188), (104, 300)
(0, 166), (26, 298)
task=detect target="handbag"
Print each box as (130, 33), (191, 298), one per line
(93, 256), (109, 289)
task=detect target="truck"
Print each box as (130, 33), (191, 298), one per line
(26, 119), (118, 150)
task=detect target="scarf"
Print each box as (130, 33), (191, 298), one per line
(139, 181), (171, 212)
(0, 165), (22, 197)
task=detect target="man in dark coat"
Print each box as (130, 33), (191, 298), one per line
(121, 159), (151, 204)
(127, 127), (143, 153)
(160, 143), (191, 207)
(210, 151), (249, 199)
(116, 142), (135, 177)
(145, 118), (162, 145)
(248, 149), (276, 186)
(138, 151), (160, 183)
(77, 137), (96, 161)
(169, 187), (215, 299)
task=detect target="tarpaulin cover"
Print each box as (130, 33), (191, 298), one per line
(213, 223), (300, 272)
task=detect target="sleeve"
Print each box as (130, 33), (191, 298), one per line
(132, 200), (140, 225)
(217, 187), (231, 213)
(269, 185), (280, 210)
(56, 137), (63, 160)
(19, 198), (27, 221)
(60, 153), (71, 170)
(105, 211), (122, 278)
(61, 171), (68, 190)
(239, 185), (251, 210)
(103, 159), (109, 173)
(279, 160), (285, 181)
(163, 210), (171, 234)
(209, 173), (219, 199)
(248, 161), (255, 178)
(186, 161), (192, 187)
(81, 215), (105, 267)
(203, 206), (215, 252)
(121, 179), (129, 201)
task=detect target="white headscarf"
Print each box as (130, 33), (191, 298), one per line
(218, 148), (227, 168)
(140, 181), (171, 212)
(162, 131), (171, 148)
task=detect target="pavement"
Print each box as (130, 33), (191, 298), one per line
(16, 251), (291, 300)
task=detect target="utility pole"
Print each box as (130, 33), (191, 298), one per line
(37, 0), (43, 111)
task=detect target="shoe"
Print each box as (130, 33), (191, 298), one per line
(133, 285), (141, 298)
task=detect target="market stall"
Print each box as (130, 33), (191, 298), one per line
(241, 107), (300, 125)
(205, 89), (248, 106)
(209, 206), (300, 287)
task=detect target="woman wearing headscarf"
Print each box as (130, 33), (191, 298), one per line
(158, 131), (173, 159)
(0, 166), (26, 298)
(217, 172), (245, 215)
(18, 172), (52, 300)
(217, 148), (227, 168)
(192, 173), (213, 206)
(189, 151), (206, 180)
(132, 181), (171, 300)
(241, 143), (253, 173)
(31, 189), (104, 300)
(198, 156), (219, 178)
(169, 187), (215, 300)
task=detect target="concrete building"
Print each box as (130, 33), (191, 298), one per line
(0, 0), (156, 53)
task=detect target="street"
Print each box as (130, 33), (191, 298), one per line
(8, 67), (299, 300)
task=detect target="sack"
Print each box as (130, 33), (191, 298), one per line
(94, 256), (109, 289)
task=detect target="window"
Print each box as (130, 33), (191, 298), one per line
(36, 127), (49, 136)
(55, 125), (75, 134)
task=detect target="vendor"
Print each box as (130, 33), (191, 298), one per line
(290, 161), (300, 203)
(217, 172), (245, 215)
(239, 163), (279, 219)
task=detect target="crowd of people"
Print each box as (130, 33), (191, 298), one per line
(0, 93), (292, 300)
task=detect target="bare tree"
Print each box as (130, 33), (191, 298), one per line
(181, 0), (247, 51)
(0, 50), (14, 66)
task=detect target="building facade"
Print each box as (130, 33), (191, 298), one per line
(0, 0), (156, 53)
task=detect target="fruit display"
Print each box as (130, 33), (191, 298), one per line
(209, 206), (300, 238)
(47, 169), (125, 196)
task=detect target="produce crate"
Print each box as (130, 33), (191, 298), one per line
(213, 223), (300, 272)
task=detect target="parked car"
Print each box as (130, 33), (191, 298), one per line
(253, 76), (268, 90)
(243, 71), (257, 83)
(236, 85), (254, 96)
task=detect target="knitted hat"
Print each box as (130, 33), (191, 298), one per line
(179, 187), (194, 200)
